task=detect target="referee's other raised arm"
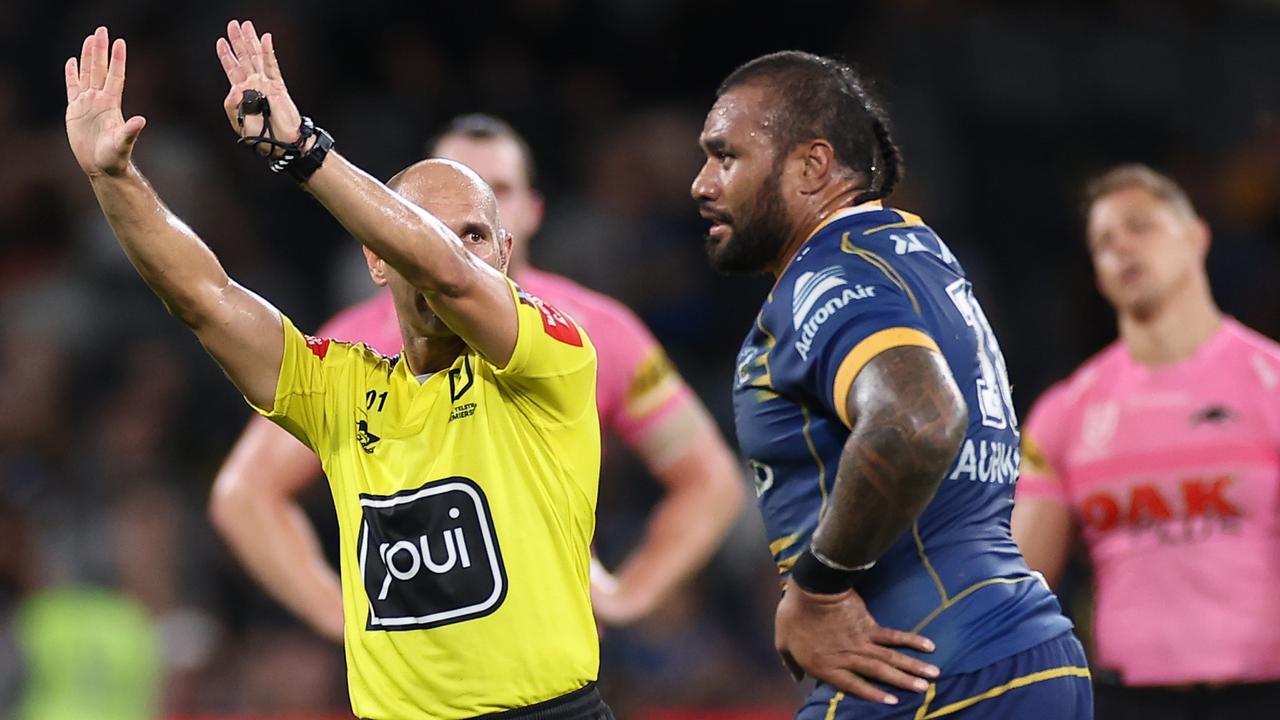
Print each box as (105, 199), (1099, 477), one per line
(65, 26), (285, 411)
(214, 20), (520, 369)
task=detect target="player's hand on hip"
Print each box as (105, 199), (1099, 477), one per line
(775, 579), (939, 706)
(64, 27), (146, 178)
(588, 558), (647, 627)
(215, 19), (304, 154)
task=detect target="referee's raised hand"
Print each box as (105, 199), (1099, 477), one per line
(64, 27), (146, 178)
(215, 19), (305, 155)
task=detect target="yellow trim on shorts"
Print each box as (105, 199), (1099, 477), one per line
(824, 691), (845, 720)
(913, 684), (938, 720)
(914, 666), (1091, 719)
(831, 328), (939, 428)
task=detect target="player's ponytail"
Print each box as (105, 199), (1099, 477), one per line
(854, 113), (903, 205)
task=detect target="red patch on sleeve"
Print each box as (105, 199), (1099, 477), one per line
(519, 292), (583, 347)
(304, 335), (332, 359)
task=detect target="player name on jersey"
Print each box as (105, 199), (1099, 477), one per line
(948, 439), (1020, 484)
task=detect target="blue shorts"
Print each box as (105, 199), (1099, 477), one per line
(798, 632), (1092, 720)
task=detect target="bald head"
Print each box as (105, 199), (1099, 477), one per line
(389, 158), (501, 229)
(362, 157), (512, 344)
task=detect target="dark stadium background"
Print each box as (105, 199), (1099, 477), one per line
(2, 0), (1279, 717)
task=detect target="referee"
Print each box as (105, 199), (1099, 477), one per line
(64, 23), (611, 720)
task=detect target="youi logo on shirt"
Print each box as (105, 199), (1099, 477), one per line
(357, 477), (507, 630)
(791, 266), (876, 360)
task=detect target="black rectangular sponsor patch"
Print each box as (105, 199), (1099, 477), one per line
(358, 477), (506, 631)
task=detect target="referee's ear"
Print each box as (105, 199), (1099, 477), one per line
(363, 247), (390, 287)
(497, 229), (513, 274)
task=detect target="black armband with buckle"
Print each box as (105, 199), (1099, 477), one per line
(235, 89), (334, 183)
(278, 123), (333, 183)
(790, 547), (875, 595)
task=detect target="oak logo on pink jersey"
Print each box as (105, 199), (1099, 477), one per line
(1079, 476), (1242, 536)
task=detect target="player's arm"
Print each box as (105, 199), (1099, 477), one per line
(1011, 499), (1073, 588)
(593, 400), (744, 625)
(813, 346), (968, 569)
(1010, 400), (1077, 588)
(208, 417), (343, 642)
(776, 345), (965, 704)
(214, 21), (516, 366)
(64, 27), (281, 411)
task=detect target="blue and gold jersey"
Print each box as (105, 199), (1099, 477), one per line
(734, 203), (1072, 673)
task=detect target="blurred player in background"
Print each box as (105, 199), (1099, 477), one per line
(693, 51), (1089, 718)
(1013, 164), (1280, 719)
(66, 22), (613, 718)
(210, 113), (743, 640)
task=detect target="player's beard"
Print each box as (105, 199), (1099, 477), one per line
(705, 168), (792, 275)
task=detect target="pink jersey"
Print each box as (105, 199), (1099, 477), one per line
(316, 289), (402, 356)
(315, 268), (692, 447)
(1017, 318), (1280, 686)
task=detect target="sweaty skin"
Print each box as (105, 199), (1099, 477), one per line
(692, 81), (964, 705)
(211, 74), (743, 635)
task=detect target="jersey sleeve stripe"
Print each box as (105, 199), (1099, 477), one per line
(831, 327), (940, 428)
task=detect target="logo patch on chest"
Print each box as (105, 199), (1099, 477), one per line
(356, 420), (381, 454)
(358, 477), (506, 631)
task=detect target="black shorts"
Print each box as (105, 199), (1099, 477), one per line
(473, 682), (614, 720)
(1094, 678), (1280, 720)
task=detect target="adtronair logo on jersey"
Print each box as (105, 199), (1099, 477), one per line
(358, 477), (507, 631)
(791, 266), (876, 361)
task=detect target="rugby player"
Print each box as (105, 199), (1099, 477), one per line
(692, 51), (1090, 718)
(65, 23), (611, 719)
(1014, 164), (1280, 719)
(210, 114), (744, 640)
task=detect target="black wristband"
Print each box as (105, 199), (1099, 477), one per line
(790, 548), (866, 595)
(281, 125), (334, 183)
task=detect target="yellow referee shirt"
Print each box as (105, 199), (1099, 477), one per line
(252, 279), (601, 719)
